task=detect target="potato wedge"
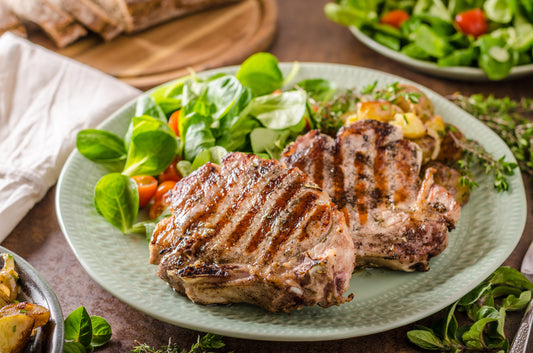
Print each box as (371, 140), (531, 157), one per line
(0, 314), (34, 353)
(0, 302), (50, 329)
(391, 113), (427, 139)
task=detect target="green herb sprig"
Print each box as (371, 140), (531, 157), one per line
(448, 129), (518, 192)
(448, 93), (533, 179)
(407, 267), (533, 352)
(132, 333), (229, 353)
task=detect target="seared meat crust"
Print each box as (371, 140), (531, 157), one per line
(150, 152), (355, 312)
(282, 119), (461, 272)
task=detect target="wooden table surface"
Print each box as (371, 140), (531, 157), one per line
(4, 1), (532, 352)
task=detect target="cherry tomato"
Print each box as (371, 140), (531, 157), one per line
(454, 8), (487, 38)
(380, 9), (410, 29)
(168, 110), (180, 136)
(149, 181), (177, 219)
(158, 156), (182, 183)
(132, 175), (158, 208)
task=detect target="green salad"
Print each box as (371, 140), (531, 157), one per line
(325, 0), (533, 80)
(76, 52), (516, 237)
(75, 53), (337, 235)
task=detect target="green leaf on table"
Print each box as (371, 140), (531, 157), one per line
(407, 329), (446, 350)
(64, 306), (93, 348)
(76, 129), (127, 164)
(94, 173), (138, 234)
(502, 290), (532, 311)
(63, 341), (87, 353)
(487, 267), (533, 289)
(90, 316), (112, 347)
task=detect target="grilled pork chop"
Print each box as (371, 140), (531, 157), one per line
(149, 152), (355, 312)
(281, 119), (461, 272)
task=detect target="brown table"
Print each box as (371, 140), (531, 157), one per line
(4, 1), (532, 352)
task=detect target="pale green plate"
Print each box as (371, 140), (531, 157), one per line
(56, 63), (527, 341)
(350, 26), (533, 81)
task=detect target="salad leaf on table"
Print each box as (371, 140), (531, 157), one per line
(407, 267), (533, 352)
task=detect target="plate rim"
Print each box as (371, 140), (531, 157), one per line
(55, 62), (527, 341)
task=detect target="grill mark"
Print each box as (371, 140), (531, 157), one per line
(217, 164), (277, 248)
(171, 166), (217, 222)
(262, 192), (319, 263)
(353, 150), (368, 225)
(312, 138), (325, 188)
(245, 170), (306, 253)
(393, 142), (417, 204)
(373, 129), (390, 209)
(299, 204), (331, 241)
(332, 141), (346, 209)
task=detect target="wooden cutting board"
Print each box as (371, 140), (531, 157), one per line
(30, 0), (277, 90)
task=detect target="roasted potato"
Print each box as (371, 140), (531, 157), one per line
(0, 302), (50, 332)
(395, 84), (434, 119)
(0, 314), (34, 353)
(391, 112), (427, 139)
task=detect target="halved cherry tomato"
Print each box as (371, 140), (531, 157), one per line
(380, 9), (410, 29)
(149, 180), (177, 219)
(132, 175), (158, 208)
(454, 8), (487, 38)
(168, 110), (180, 136)
(158, 156), (182, 183)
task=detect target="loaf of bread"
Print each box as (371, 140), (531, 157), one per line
(0, 2), (26, 37)
(3, 0), (87, 48)
(1, 0), (242, 48)
(48, 0), (123, 40)
(92, 0), (240, 33)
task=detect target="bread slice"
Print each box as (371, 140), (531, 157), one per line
(0, 2), (27, 37)
(92, 0), (241, 33)
(4, 0), (87, 47)
(48, 0), (123, 40)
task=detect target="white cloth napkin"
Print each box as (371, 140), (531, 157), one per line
(0, 32), (141, 242)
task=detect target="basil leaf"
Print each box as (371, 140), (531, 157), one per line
(63, 341), (87, 353)
(191, 146), (228, 170)
(122, 116), (178, 176)
(458, 282), (492, 305)
(94, 173), (138, 234)
(182, 114), (216, 161)
(248, 90), (307, 130)
(236, 52), (283, 96)
(64, 306), (93, 348)
(502, 290), (532, 311)
(76, 129), (127, 164)
(135, 95), (167, 123)
(205, 75), (252, 121)
(250, 128), (292, 160)
(487, 266), (533, 289)
(462, 317), (500, 349)
(407, 329), (446, 350)
(296, 79), (337, 102)
(90, 316), (112, 347)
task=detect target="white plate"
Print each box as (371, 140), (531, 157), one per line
(56, 63), (527, 341)
(350, 26), (533, 81)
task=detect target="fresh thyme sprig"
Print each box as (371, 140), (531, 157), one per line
(132, 333), (229, 353)
(447, 93), (533, 179)
(448, 130), (518, 192)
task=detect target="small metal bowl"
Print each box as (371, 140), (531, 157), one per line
(0, 245), (64, 353)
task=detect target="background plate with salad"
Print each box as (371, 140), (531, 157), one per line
(325, 0), (533, 81)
